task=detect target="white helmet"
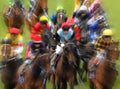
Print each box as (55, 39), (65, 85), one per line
(79, 5), (88, 11)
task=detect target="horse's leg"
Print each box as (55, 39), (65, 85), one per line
(91, 78), (102, 89)
(61, 80), (67, 89)
(69, 81), (74, 89)
(51, 74), (56, 89)
(82, 62), (88, 82)
(76, 65), (83, 83)
(89, 79), (95, 89)
(57, 79), (60, 89)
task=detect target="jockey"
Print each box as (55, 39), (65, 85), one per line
(88, 17), (106, 43)
(4, 27), (23, 59)
(19, 34), (46, 83)
(89, 29), (114, 79)
(31, 15), (50, 39)
(50, 22), (80, 73)
(25, 34), (45, 59)
(74, 5), (91, 44)
(50, 5), (67, 25)
(75, 5), (91, 21)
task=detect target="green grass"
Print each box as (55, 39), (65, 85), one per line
(0, 0), (120, 89)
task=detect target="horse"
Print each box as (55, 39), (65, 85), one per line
(26, 0), (48, 31)
(15, 48), (51, 89)
(51, 42), (79, 89)
(3, 4), (25, 34)
(0, 39), (23, 89)
(53, 10), (67, 34)
(88, 41), (120, 89)
(79, 42), (96, 82)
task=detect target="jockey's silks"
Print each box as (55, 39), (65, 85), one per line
(57, 28), (74, 42)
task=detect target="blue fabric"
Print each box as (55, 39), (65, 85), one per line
(89, 20), (99, 41)
(50, 13), (56, 22)
(57, 28), (74, 42)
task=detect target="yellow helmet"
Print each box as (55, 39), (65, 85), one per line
(56, 5), (64, 11)
(102, 29), (113, 36)
(39, 15), (48, 22)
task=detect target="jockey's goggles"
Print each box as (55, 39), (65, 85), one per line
(40, 21), (48, 24)
(11, 33), (18, 36)
(63, 27), (69, 31)
(103, 36), (111, 38)
(80, 10), (87, 14)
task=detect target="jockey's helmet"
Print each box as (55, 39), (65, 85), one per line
(39, 15), (48, 23)
(79, 5), (88, 11)
(32, 35), (43, 43)
(9, 28), (20, 34)
(56, 5), (64, 12)
(62, 22), (70, 31)
(102, 29), (112, 36)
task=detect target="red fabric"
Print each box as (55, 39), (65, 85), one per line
(45, 24), (51, 30)
(66, 17), (75, 26)
(9, 28), (20, 34)
(25, 46), (31, 58)
(30, 23), (50, 40)
(34, 22), (42, 31)
(74, 26), (81, 41)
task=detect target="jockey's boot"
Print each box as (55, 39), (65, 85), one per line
(20, 59), (32, 76)
(76, 48), (81, 57)
(50, 54), (59, 73)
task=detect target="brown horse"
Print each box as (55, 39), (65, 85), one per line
(53, 10), (67, 34)
(0, 39), (23, 89)
(3, 5), (24, 34)
(26, 0), (48, 31)
(15, 49), (51, 89)
(51, 42), (79, 89)
(88, 41), (120, 89)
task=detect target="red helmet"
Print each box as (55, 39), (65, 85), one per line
(34, 22), (42, 31)
(32, 35), (43, 43)
(9, 28), (20, 34)
(62, 22), (70, 28)
(61, 22), (70, 31)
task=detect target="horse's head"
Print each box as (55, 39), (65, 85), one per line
(56, 11), (66, 27)
(106, 41), (120, 62)
(63, 42), (78, 64)
(3, 5), (24, 33)
(0, 39), (14, 62)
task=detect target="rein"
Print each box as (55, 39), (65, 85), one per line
(0, 56), (21, 70)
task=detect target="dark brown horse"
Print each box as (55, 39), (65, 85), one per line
(51, 42), (79, 89)
(88, 41), (120, 89)
(3, 5), (24, 34)
(79, 42), (96, 82)
(15, 49), (51, 89)
(0, 40), (22, 89)
(26, 0), (48, 31)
